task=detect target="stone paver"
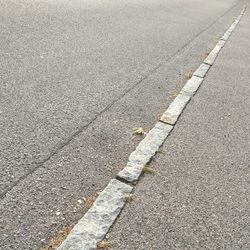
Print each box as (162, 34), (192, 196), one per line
(193, 63), (210, 78)
(160, 94), (191, 125)
(117, 122), (173, 182)
(58, 179), (132, 250)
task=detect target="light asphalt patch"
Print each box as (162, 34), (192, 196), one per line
(57, 2), (247, 249)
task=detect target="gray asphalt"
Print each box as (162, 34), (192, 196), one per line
(109, 5), (250, 249)
(0, 0), (246, 249)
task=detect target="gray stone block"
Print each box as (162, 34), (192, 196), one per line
(204, 40), (225, 65)
(216, 39), (226, 48)
(234, 18), (240, 24)
(222, 18), (240, 41)
(180, 76), (204, 96)
(221, 30), (231, 41)
(228, 23), (237, 33)
(160, 94), (191, 125)
(58, 179), (133, 250)
(204, 50), (217, 65)
(117, 162), (144, 183)
(193, 63), (211, 78)
(117, 122), (173, 182)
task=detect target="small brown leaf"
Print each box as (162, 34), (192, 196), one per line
(41, 224), (75, 250)
(168, 92), (179, 100)
(83, 196), (95, 208)
(203, 52), (210, 59)
(125, 194), (135, 203)
(143, 166), (155, 174)
(156, 150), (164, 154)
(185, 72), (193, 80)
(132, 127), (146, 135)
(95, 191), (101, 197)
(97, 240), (113, 249)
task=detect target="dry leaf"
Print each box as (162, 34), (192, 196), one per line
(132, 127), (146, 135)
(41, 224), (74, 250)
(97, 240), (112, 249)
(95, 191), (101, 197)
(156, 150), (164, 154)
(203, 52), (210, 59)
(168, 92), (179, 100)
(143, 166), (155, 174)
(185, 72), (193, 80)
(125, 194), (135, 203)
(83, 196), (95, 208)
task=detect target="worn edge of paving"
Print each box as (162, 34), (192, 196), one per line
(57, 2), (247, 249)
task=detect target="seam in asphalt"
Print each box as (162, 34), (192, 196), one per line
(0, 0), (242, 199)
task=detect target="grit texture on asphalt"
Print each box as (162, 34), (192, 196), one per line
(109, 6), (250, 250)
(0, 0), (246, 249)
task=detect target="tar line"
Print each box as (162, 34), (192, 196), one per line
(57, 2), (247, 249)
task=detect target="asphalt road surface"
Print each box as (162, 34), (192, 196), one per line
(109, 5), (250, 249)
(0, 0), (245, 249)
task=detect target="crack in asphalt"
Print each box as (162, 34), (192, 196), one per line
(0, 0), (241, 199)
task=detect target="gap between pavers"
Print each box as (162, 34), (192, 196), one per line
(180, 75), (204, 96)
